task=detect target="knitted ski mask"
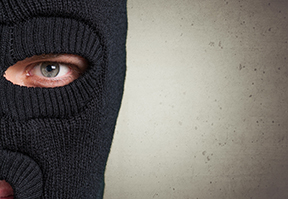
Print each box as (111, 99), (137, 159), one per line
(0, 0), (127, 198)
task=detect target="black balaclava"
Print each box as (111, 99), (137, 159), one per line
(0, 0), (127, 198)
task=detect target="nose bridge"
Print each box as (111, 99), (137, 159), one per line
(0, 24), (14, 75)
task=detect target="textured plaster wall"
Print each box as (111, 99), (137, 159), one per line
(104, 0), (288, 198)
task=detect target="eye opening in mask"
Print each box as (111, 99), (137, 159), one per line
(3, 53), (89, 88)
(0, 51), (103, 121)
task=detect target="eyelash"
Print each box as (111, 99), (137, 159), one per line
(25, 62), (81, 87)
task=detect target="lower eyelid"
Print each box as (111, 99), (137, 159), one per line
(4, 54), (88, 88)
(25, 74), (76, 88)
(29, 63), (72, 77)
(24, 63), (80, 87)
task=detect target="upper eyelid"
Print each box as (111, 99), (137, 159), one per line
(27, 62), (82, 79)
(24, 60), (83, 74)
(25, 58), (81, 66)
(29, 61), (78, 68)
(16, 54), (87, 67)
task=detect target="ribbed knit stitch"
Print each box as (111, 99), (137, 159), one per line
(0, 17), (104, 120)
(0, 0), (127, 198)
(0, 150), (43, 198)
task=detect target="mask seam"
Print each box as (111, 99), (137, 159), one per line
(8, 26), (15, 63)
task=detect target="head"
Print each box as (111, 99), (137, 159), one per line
(0, 0), (127, 198)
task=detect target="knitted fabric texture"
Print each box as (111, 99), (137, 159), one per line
(0, 0), (127, 198)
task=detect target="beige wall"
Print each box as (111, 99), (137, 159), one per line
(104, 0), (288, 198)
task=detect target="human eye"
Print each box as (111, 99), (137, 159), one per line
(25, 61), (80, 87)
(31, 62), (71, 78)
(4, 54), (88, 88)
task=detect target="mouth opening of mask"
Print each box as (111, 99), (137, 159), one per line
(0, 180), (14, 199)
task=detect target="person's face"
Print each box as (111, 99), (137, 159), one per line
(1, 53), (88, 197)
(4, 54), (88, 88)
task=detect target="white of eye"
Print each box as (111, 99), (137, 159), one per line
(32, 62), (70, 78)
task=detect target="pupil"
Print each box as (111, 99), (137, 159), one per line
(46, 65), (56, 72)
(41, 62), (60, 77)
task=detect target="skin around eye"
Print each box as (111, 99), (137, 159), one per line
(4, 54), (88, 88)
(26, 61), (77, 87)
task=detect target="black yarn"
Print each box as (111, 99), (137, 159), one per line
(0, 0), (127, 198)
(0, 150), (43, 199)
